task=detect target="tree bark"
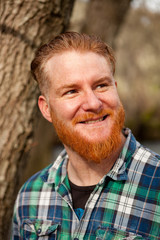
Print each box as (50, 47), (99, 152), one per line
(82, 0), (132, 47)
(0, 0), (74, 238)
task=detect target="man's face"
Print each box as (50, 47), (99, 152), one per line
(42, 51), (125, 162)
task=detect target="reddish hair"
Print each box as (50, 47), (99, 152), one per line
(31, 32), (116, 95)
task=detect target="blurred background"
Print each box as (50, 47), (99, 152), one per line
(22, 0), (160, 183)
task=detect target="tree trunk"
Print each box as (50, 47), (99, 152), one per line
(0, 0), (74, 238)
(82, 0), (132, 47)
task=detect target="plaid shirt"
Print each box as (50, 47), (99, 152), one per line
(11, 129), (160, 239)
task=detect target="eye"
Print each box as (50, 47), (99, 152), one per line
(64, 89), (77, 95)
(96, 83), (108, 89)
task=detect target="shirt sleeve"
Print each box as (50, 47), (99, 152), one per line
(10, 194), (21, 240)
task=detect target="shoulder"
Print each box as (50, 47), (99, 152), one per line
(129, 143), (160, 184)
(134, 144), (160, 167)
(123, 129), (160, 174)
(19, 149), (68, 194)
(19, 163), (53, 193)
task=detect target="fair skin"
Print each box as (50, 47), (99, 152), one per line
(38, 51), (126, 186)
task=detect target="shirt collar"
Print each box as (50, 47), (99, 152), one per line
(105, 128), (137, 181)
(46, 149), (69, 186)
(45, 128), (138, 186)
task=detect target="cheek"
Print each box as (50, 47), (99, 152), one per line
(53, 100), (81, 121)
(102, 92), (120, 109)
(111, 97), (121, 109)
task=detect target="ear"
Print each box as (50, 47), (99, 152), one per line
(38, 95), (52, 122)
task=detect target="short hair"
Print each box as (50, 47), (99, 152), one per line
(31, 32), (116, 96)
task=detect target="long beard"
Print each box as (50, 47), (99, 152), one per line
(51, 104), (125, 163)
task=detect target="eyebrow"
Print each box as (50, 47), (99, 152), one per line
(55, 83), (79, 95)
(93, 76), (113, 85)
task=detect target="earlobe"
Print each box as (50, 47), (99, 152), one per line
(38, 95), (52, 122)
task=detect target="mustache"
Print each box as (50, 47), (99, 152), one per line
(72, 109), (114, 125)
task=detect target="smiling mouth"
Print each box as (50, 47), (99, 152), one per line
(80, 115), (108, 124)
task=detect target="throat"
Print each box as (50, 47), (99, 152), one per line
(66, 148), (113, 186)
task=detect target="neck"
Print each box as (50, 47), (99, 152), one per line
(66, 133), (126, 186)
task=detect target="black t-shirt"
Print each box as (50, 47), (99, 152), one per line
(69, 179), (96, 210)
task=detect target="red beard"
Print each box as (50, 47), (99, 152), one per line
(51, 104), (125, 163)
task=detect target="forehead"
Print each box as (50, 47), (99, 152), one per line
(45, 50), (113, 83)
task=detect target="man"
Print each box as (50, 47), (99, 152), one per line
(11, 32), (160, 239)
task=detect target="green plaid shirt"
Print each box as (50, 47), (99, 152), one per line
(11, 129), (160, 239)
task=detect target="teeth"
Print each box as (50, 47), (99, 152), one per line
(84, 117), (103, 124)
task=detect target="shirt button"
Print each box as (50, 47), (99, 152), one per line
(37, 228), (42, 234)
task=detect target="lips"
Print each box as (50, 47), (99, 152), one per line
(79, 115), (108, 124)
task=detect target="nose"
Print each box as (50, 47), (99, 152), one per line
(81, 90), (102, 113)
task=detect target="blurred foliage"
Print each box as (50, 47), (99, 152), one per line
(115, 7), (160, 140)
